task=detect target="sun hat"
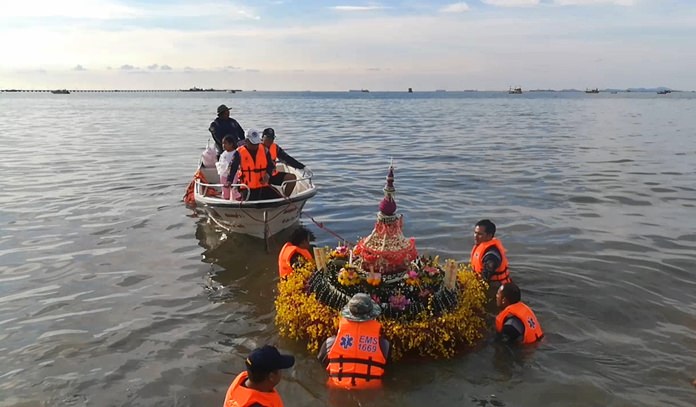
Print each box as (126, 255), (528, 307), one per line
(217, 104), (231, 114)
(341, 293), (381, 322)
(246, 128), (262, 145)
(245, 345), (295, 374)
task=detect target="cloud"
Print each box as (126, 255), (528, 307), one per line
(120, 64), (137, 70)
(482, 0), (540, 6)
(331, 5), (386, 11)
(73, 64), (86, 71)
(366, 67), (381, 71)
(440, 2), (470, 13)
(160, 65), (172, 70)
(246, 68), (260, 73)
(1, 0), (140, 19)
(553, 0), (635, 5)
(147, 64), (159, 70)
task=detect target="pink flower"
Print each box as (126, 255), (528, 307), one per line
(407, 270), (419, 279)
(389, 293), (411, 311)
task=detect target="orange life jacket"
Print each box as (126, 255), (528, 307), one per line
(223, 371), (284, 407)
(268, 143), (280, 176)
(495, 302), (544, 344)
(183, 168), (219, 206)
(237, 146), (269, 189)
(326, 318), (387, 390)
(278, 242), (313, 278)
(470, 238), (511, 283)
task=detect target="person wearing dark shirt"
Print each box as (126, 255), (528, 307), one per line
(226, 129), (278, 201)
(209, 104), (245, 155)
(222, 345), (295, 407)
(261, 128), (306, 197)
(495, 282), (544, 344)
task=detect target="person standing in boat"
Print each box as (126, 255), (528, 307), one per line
(318, 293), (390, 390)
(225, 129), (278, 201)
(222, 345), (295, 407)
(262, 128), (306, 197)
(470, 219), (512, 287)
(278, 227), (315, 278)
(216, 136), (237, 199)
(209, 104), (245, 156)
(495, 282), (543, 344)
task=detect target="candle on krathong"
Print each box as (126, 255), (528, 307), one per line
(349, 249), (353, 265)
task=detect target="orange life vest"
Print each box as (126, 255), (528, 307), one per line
(278, 242), (313, 278)
(326, 318), (387, 390)
(223, 371), (284, 407)
(470, 238), (511, 283)
(183, 168), (219, 206)
(495, 302), (544, 344)
(268, 143), (280, 176)
(237, 146), (269, 189)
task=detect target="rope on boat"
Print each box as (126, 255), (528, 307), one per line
(301, 212), (355, 246)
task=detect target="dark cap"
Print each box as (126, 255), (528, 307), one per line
(245, 345), (295, 374)
(217, 104), (231, 115)
(262, 128), (275, 139)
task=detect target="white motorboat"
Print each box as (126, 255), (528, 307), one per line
(192, 163), (317, 241)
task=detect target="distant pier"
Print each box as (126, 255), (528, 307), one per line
(0, 89), (243, 93)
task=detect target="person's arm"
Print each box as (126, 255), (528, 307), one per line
(209, 121), (223, 151)
(481, 247), (502, 281)
(264, 148), (275, 177)
(317, 337), (335, 368)
(226, 151), (241, 184)
(232, 119), (245, 146)
(499, 316), (524, 343)
(276, 146), (305, 169)
(380, 336), (391, 364)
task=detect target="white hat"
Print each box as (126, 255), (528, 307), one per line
(246, 128), (262, 145)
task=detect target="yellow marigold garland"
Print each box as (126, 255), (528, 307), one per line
(275, 260), (488, 360)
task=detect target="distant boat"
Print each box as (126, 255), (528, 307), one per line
(408, 87), (413, 93)
(51, 89), (70, 94)
(348, 89), (370, 93)
(435, 89), (446, 93)
(657, 89), (672, 95)
(508, 87), (522, 94)
(585, 88), (599, 94)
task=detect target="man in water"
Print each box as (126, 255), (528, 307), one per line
(495, 282), (544, 344)
(209, 104), (245, 155)
(222, 345), (295, 407)
(470, 219), (512, 287)
(318, 293), (390, 389)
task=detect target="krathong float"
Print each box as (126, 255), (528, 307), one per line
(275, 164), (488, 360)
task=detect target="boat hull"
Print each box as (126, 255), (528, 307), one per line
(192, 163), (317, 239)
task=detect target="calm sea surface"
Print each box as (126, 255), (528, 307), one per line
(1, 91), (695, 406)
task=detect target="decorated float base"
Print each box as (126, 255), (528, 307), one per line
(275, 254), (488, 360)
(275, 163), (489, 360)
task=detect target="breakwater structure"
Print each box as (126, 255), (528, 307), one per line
(0, 88), (243, 93)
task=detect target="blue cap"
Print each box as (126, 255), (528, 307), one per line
(245, 345), (295, 374)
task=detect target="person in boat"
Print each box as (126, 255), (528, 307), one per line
(262, 128), (306, 197)
(225, 129), (278, 201)
(209, 104), (245, 156)
(470, 219), (512, 287)
(318, 293), (390, 390)
(216, 135), (237, 200)
(495, 282), (544, 344)
(222, 345), (295, 407)
(278, 227), (315, 278)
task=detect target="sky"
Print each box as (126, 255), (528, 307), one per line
(0, 0), (695, 90)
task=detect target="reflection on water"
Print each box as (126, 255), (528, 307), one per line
(1, 92), (695, 406)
